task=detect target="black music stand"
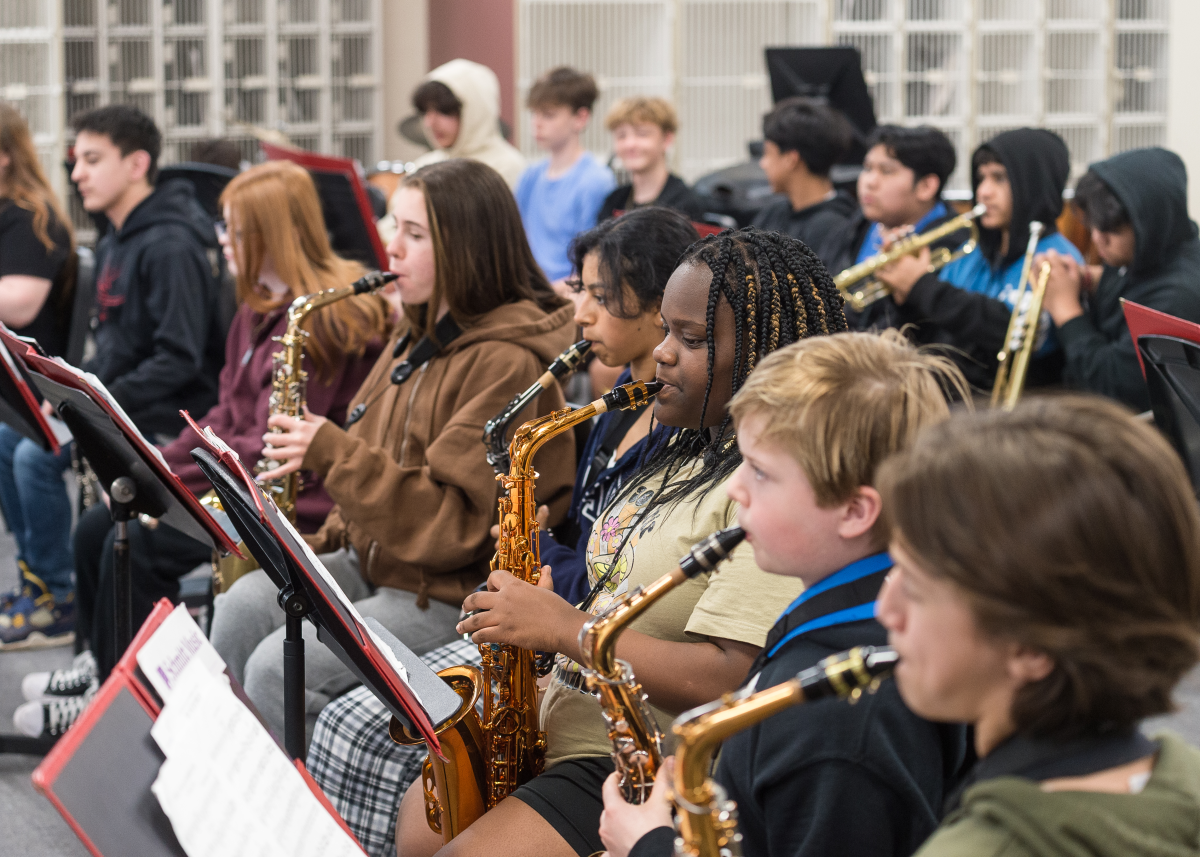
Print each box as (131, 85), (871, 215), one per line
(1139, 334), (1200, 491)
(187, 426), (460, 762)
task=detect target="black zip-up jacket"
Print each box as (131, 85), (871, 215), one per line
(85, 178), (225, 439)
(1057, 147), (1200, 410)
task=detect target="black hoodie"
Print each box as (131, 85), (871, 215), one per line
(1057, 147), (1200, 410)
(85, 178), (225, 439)
(896, 129), (1073, 390)
(752, 189), (860, 270)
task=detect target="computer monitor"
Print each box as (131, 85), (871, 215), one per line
(765, 46), (878, 164)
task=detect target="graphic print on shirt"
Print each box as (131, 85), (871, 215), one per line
(94, 261), (125, 323)
(554, 483), (661, 677)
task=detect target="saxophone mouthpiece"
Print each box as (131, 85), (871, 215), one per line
(679, 526), (746, 579)
(796, 645), (898, 702)
(546, 340), (592, 379)
(353, 271), (400, 294)
(601, 380), (664, 412)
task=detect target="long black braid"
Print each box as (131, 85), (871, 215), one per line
(624, 227), (848, 513)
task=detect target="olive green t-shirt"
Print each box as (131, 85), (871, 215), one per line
(540, 462), (804, 766)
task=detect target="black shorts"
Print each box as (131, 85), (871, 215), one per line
(510, 756), (615, 856)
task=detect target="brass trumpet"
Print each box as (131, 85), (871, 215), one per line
(992, 222), (1051, 410)
(834, 203), (986, 312)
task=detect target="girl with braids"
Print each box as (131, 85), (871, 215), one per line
(396, 227), (847, 857)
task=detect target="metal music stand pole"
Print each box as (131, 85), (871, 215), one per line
(278, 585), (311, 761)
(109, 476), (137, 656)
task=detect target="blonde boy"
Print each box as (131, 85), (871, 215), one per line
(600, 331), (972, 857)
(598, 97), (705, 223)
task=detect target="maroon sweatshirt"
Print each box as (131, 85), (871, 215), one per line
(160, 302), (382, 533)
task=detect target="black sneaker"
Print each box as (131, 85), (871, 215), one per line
(22, 649), (97, 702)
(13, 680), (98, 738)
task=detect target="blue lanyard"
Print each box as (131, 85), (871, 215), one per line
(764, 552), (891, 659)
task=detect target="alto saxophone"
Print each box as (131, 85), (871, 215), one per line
(256, 270), (399, 516)
(390, 379), (662, 842)
(672, 646), (898, 857)
(578, 527), (748, 803)
(209, 270), (397, 592)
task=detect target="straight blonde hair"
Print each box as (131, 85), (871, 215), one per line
(219, 160), (388, 378)
(729, 329), (970, 510)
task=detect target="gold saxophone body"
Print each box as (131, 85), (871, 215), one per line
(834, 203), (985, 312)
(578, 527), (748, 803)
(390, 379), (663, 842)
(991, 221), (1052, 410)
(209, 270), (397, 592)
(672, 646), (899, 857)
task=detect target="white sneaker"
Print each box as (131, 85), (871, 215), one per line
(13, 679), (98, 738)
(22, 649), (96, 702)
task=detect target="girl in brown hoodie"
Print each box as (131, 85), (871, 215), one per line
(209, 159), (576, 745)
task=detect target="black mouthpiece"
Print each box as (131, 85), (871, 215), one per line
(547, 340), (592, 379)
(796, 646), (897, 702)
(353, 271), (400, 294)
(679, 526), (746, 579)
(601, 380), (664, 412)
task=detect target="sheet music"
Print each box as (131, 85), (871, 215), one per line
(135, 603), (227, 701)
(150, 667), (366, 857)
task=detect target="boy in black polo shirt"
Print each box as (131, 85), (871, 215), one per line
(598, 330), (971, 857)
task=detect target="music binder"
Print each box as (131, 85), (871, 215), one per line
(1121, 298), (1200, 378)
(184, 416), (460, 756)
(33, 599), (367, 857)
(0, 324), (63, 453)
(259, 141), (388, 271)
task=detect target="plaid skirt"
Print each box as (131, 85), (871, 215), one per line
(308, 638), (483, 857)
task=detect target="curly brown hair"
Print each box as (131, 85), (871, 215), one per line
(878, 394), (1200, 739)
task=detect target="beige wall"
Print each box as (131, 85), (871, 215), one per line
(381, 0), (431, 162)
(1168, 0), (1200, 218)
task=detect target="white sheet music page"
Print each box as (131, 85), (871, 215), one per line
(135, 603), (226, 701)
(150, 667), (366, 857)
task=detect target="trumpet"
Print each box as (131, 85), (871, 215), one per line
(834, 203), (986, 312)
(991, 223), (1051, 410)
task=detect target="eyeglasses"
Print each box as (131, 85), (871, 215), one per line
(213, 219), (241, 242)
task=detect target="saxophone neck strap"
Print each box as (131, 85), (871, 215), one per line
(391, 313), (465, 385)
(749, 552), (892, 677)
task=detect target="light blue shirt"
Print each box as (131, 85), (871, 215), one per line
(516, 153), (615, 281)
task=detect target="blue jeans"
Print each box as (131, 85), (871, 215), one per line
(0, 424), (74, 601)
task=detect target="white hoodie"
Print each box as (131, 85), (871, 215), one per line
(410, 59), (525, 189)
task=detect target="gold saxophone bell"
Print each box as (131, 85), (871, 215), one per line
(834, 203), (986, 312)
(991, 222), (1052, 410)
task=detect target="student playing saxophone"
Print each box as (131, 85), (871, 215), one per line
(599, 331), (972, 857)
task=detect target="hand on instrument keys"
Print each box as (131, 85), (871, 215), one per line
(1037, 249), (1088, 327)
(457, 565), (588, 653)
(597, 758), (675, 857)
(256, 406), (327, 481)
(489, 505), (550, 550)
